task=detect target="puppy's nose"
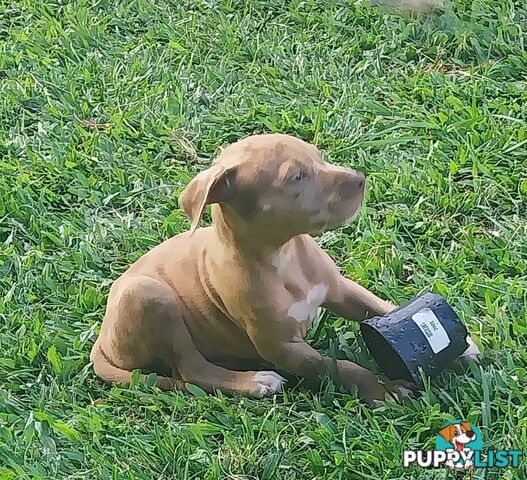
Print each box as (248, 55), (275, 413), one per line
(340, 171), (366, 199)
(467, 431), (475, 439)
(357, 170), (366, 189)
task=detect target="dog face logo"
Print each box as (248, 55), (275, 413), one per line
(438, 422), (477, 451)
(436, 421), (483, 469)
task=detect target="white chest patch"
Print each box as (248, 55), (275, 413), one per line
(287, 283), (328, 323)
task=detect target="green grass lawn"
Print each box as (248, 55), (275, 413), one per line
(1, 0), (526, 478)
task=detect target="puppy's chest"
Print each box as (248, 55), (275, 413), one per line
(271, 248), (328, 333)
(284, 282), (328, 335)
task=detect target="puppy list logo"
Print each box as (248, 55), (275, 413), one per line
(403, 421), (523, 470)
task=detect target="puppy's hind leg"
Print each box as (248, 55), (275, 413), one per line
(95, 275), (285, 398)
(90, 340), (183, 390)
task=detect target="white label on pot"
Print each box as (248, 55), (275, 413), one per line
(412, 308), (450, 354)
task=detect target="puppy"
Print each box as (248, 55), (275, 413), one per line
(91, 133), (475, 404)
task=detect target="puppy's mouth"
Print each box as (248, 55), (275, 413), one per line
(454, 440), (470, 451)
(335, 201), (364, 226)
(344, 208), (361, 224)
(308, 219), (330, 233)
(307, 196), (364, 232)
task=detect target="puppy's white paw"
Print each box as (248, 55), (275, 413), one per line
(398, 386), (415, 399)
(385, 391), (399, 402)
(253, 371), (286, 397)
(384, 386), (414, 403)
(452, 336), (482, 369)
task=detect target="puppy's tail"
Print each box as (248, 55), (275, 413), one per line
(90, 340), (185, 391)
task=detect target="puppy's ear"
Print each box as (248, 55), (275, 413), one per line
(438, 425), (456, 443)
(178, 164), (236, 234)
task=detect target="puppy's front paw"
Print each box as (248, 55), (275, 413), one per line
(356, 368), (418, 406)
(253, 371), (286, 397)
(383, 382), (417, 403)
(380, 380), (418, 404)
(451, 336), (482, 370)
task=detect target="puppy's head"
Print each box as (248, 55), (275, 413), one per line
(438, 422), (476, 446)
(179, 134), (365, 241)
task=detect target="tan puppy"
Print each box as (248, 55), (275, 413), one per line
(90, 134), (476, 404)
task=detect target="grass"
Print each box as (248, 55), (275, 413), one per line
(1, 0), (526, 478)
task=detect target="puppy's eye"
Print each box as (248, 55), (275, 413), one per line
(291, 171), (307, 181)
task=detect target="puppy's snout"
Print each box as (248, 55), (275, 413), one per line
(467, 431), (475, 439)
(339, 171), (366, 200)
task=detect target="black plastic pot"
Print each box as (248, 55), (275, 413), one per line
(360, 292), (469, 385)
